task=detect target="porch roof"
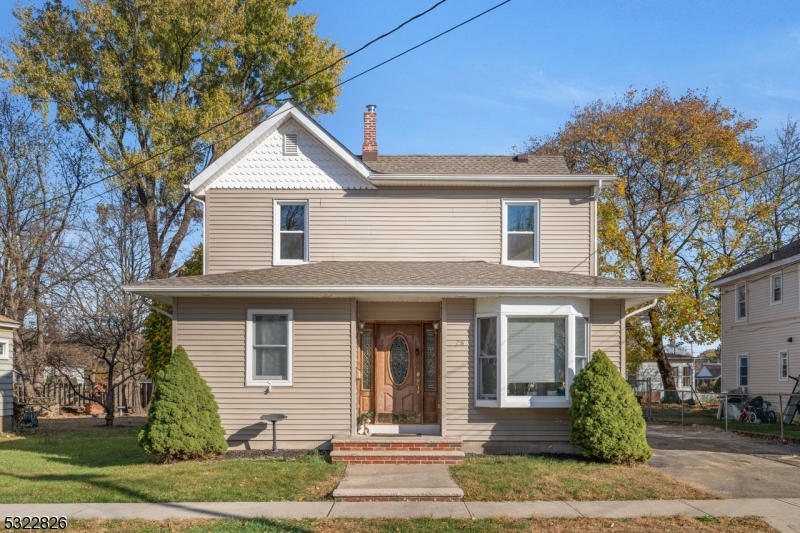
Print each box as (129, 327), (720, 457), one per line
(125, 261), (672, 303)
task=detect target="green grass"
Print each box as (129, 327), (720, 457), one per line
(450, 455), (713, 501)
(64, 517), (775, 533)
(0, 425), (344, 503)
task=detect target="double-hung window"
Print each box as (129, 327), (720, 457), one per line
(0, 339), (8, 360)
(246, 309), (293, 386)
(771, 273), (783, 304)
(738, 354), (748, 388)
(502, 200), (539, 266)
(779, 351), (789, 381)
(273, 200), (308, 264)
(735, 284), (747, 321)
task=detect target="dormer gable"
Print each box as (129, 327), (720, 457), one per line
(189, 102), (374, 198)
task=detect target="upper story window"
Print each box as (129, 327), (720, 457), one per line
(0, 339), (8, 359)
(735, 283), (747, 321)
(273, 200), (308, 265)
(502, 200), (540, 266)
(771, 272), (783, 304)
(245, 309), (293, 386)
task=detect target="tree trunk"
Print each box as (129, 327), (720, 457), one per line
(650, 309), (678, 402)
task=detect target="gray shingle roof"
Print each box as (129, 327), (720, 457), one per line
(129, 261), (669, 292)
(715, 239), (800, 282)
(361, 155), (571, 175)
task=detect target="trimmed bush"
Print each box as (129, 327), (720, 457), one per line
(569, 350), (651, 464)
(138, 346), (227, 462)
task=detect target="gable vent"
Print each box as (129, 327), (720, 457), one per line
(283, 133), (299, 156)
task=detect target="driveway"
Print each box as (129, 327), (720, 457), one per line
(648, 422), (800, 498)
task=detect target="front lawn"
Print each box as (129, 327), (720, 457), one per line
(65, 517), (775, 533)
(451, 455), (713, 501)
(0, 422), (344, 503)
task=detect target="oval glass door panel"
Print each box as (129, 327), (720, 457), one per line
(389, 337), (410, 384)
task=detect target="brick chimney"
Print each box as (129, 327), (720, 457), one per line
(362, 104), (378, 161)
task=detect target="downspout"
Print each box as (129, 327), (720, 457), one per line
(623, 298), (658, 321)
(148, 304), (173, 320)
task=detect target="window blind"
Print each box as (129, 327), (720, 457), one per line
(507, 317), (565, 384)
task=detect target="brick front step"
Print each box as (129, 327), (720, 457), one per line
(330, 436), (464, 465)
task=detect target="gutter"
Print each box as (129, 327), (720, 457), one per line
(125, 285), (673, 297)
(623, 298), (659, 321)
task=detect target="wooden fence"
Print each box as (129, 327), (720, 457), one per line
(14, 380), (152, 413)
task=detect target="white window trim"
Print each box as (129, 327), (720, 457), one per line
(273, 200), (309, 266)
(0, 339), (9, 360)
(779, 350), (789, 381)
(735, 283), (747, 322)
(737, 353), (749, 390)
(475, 306), (586, 409)
(501, 199), (540, 267)
(475, 313), (500, 408)
(771, 272), (783, 305)
(245, 309), (293, 387)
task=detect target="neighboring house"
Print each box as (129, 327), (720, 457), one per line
(0, 315), (21, 431)
(44, 365), (86, 385)
(711, 240), (800, 394)
(127, 103), (671, 453)
(632, 353), (696, 397)
(695, 363), (721, 389)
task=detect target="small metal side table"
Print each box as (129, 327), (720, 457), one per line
(260, 414), (288, 451)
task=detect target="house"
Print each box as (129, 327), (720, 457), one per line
(127, 103), (671, 455)
(0, 315), (21, 431)
(695, 363), (721, 389)
(631, 353), (696, 399)
(711, 239), (800, 394)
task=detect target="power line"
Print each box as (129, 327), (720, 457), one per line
(19, 0), (512, 219)
(17, 0), (455, 213)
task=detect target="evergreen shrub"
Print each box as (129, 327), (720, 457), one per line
(569, 350), (651, 464)
(138, 346), (227, 462)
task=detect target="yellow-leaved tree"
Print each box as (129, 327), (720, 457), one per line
(526, 87), (759, 393)
(4, 0), (345, 280)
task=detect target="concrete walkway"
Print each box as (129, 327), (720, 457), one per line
(2, 498), (800, 531)
(332, 464), (463, 500)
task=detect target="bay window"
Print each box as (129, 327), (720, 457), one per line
(475, 300), (589, 408)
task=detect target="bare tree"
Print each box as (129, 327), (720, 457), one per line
(52, 193), (150, 425)
(752, 118), (800, 248)
(0, 91), (92, 398)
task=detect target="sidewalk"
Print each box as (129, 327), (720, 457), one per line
(1, 499), (799, 531)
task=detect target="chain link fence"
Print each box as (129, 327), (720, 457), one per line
(641, 387), (800, 441)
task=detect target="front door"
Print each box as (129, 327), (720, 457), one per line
(375, 324), (422, 424)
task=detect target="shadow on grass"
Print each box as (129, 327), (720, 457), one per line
(2, 471), (152, 502)
(0, 425), (154, 469)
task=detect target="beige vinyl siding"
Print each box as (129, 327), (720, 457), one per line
(590, 299), (624, 370)
(442, 298), (571, 446)
(357, 301), (440, 322)
(0, 327), (13, 419)
(719, 265), (800, 393)
(175, 297), (353, 448)
(205, 188), (591, 275)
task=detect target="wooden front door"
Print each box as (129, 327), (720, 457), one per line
(375, 324), (422, 424)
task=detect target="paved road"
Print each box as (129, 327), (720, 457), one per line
(648, 423), (800, 498)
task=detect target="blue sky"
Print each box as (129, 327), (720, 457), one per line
(2, 1), (798, 154)
(290, 0), (800, 155)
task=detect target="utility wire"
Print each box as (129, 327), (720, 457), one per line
(20, 0), (509, 217)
